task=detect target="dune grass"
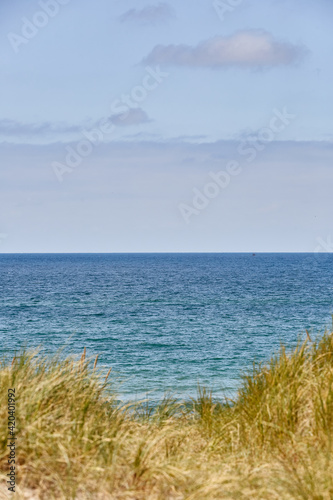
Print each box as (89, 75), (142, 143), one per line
(1, 329), (333, 499)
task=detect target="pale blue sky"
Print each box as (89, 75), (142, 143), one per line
(0, 0), (332, 252)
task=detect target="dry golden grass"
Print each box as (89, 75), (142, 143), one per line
(1, 329), (333, 499)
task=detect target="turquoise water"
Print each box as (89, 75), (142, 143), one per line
(0, 253), (332, 401)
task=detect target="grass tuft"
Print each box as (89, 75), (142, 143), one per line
(1, 329), (333, 498)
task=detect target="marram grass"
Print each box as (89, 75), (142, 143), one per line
(1, 330), (333, 499)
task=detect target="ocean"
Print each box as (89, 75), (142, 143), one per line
(0, 253), (332, 402)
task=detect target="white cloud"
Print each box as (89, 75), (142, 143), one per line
(119, 3), (174, 25)
(143, 30), (307, 69)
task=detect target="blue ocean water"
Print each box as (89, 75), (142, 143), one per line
(0, 253), (332, 401)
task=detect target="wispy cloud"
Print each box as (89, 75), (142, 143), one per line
(119, 3), (174, 25)
(109, 108), (151, 127)
(0, 119), (83, 138)
(143, 30), (308, 69)
(0, 109), (152, 142)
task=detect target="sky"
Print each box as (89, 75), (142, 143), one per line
(0, 0), (332, 252)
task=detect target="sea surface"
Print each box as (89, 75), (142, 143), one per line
(0, 253), (332, 402)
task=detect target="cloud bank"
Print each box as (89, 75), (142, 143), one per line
(119, 3), (174, 25)
(143, 30), (307, 69)
(0, 139), (332, 252)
